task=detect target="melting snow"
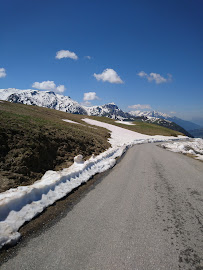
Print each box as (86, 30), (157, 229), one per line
(82, 118), (186, 147)
(62, 119), (82, 125)
(0, 117), (188, 249)
(0, 147), (126, 248)
(161, 138), (203, 161)
(115, 120), (135, 125)
(62, 119), (97, 129)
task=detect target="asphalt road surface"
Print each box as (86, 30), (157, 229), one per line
(1, 143), (203, 270)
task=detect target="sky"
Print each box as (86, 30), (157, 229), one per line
(0, 0), (202, 125)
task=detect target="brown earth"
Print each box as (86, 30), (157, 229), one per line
(0, 101), (110, 192)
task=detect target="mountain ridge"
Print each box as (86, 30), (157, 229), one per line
(0, 88), (196, 136)
(128, 110), (201, 132)
(0, 88), (131, 119)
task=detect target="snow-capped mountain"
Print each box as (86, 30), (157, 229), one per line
(129, 110), (200, 132)
(0, 88), (87, 114)
(129, 110), (171, 119)
(0, 88), (130, 119)
(84, 103), (130, 119)
(0, 88), (196, 136)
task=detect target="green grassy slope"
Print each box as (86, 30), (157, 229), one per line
(0, 101), (110, 192)
(90, 116), (184, 137)
(0, 101), (184, 192)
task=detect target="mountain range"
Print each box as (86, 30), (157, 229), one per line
(0, 88), (131, 118)
(129, 110), (201, 131)
(0, 88), (201, 137)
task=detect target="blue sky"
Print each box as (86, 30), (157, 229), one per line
(0, 0), (202, 125)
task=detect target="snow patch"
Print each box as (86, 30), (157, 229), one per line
(82, 118), (186, 147)
(62, 119), (97, 129)
(161, 138), (203, 161)
(62, 119), (82, 125)
(115, 121), (135, 125)
(74, 154), (84, 164)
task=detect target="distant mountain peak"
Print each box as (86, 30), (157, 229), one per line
(128, 110), (200, 131)
(0, 88), (129, 119)
(0, 88), (199, 134)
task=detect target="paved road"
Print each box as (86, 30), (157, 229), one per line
(1, 144), (203, 270)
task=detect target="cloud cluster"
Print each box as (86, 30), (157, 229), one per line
(32, 81), (66, 93)
(0, 68), (6, 78)
(137, 71), (172, 84)
(94, 68), (124, 84)
(82, 91), (99, 106)
(83, 92), (99, 101)
(128, 104), (151, 110)
(56, 50), (78, 60)
(84, 56), (92, 60)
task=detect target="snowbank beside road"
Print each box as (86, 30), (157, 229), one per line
(0, 118), (188, 249)
(0, 147), (126, 248)
(161, 138), (203, 161)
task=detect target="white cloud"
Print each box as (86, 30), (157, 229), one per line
(32, 81), (55, 90)
(128, 104), (151, 110)
(148, 73), (167, 84)
(137, 71), (147, 78)
(32, 80), (66, 93)
(56, 50), (78, 60)
(56, 85), (66, 93)
(0, 68), (6, 78)
(137, 71), (172, 84)
(83, 92), (99, 101)
(85, 56), (91, 60)
(94, 68), (124, 84)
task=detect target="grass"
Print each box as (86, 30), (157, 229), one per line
(0, 101), (110, 192)
(0, 101), (184, 192)
(89, 116), (184, 137)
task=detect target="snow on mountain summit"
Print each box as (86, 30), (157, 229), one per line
(0, 89), (129, 118)
(128, 110), (171, 119)
(0, 88), (87, 114)
(128, 110), (200, 132)
(0, 88), (199, 133)
(84, 102), (130, 118)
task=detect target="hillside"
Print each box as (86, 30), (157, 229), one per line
(0, 101), (184, 193)
(0, 101), (110, 192)
(89, 116), (184, 137)
(139, 117), (192, 137)
(0, 89), (194, 137)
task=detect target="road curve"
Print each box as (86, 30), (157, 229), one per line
(1, 143), (203, 270)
